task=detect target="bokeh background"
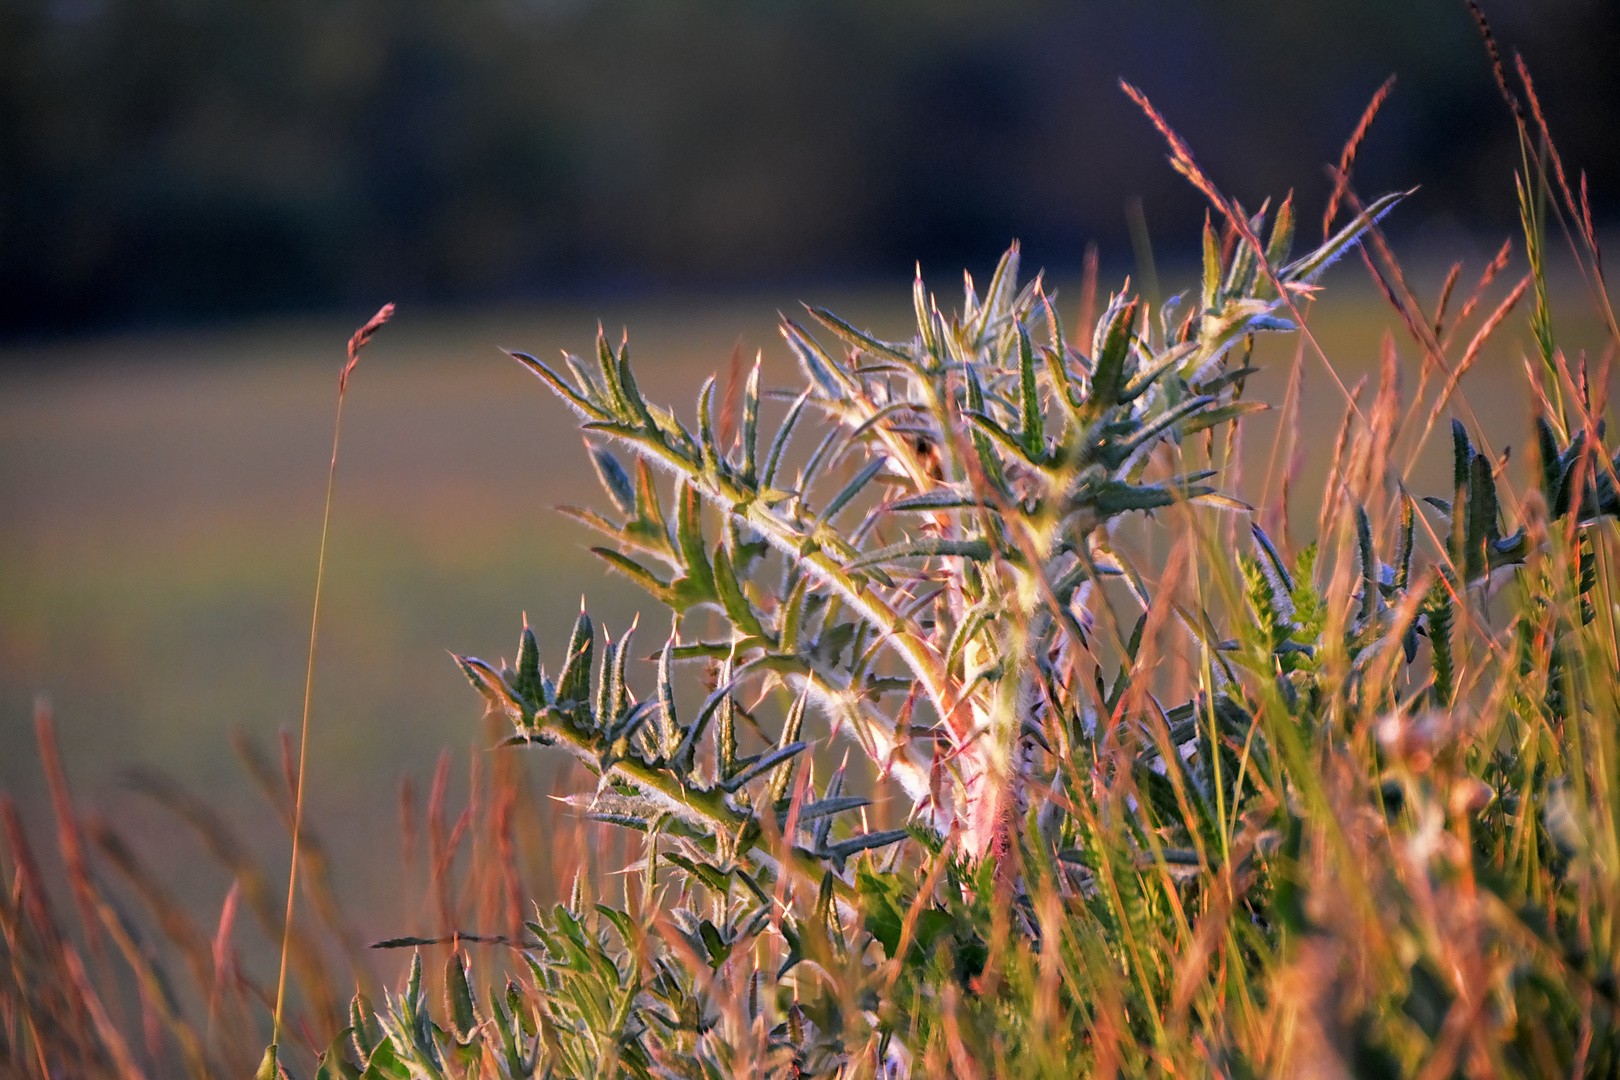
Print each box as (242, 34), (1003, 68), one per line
(4, 0), (1620, 334)
(4, 0), (1618, 944)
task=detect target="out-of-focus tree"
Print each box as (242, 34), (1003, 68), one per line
(1, 0), (1615, 336)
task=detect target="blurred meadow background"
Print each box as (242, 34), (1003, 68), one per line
(3, 0), (1619, 952)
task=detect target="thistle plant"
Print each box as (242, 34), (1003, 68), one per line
(420, 180), (1434, 1076)
(12, 33), (1620, 1079)
(460, 193), (1401, 870)
(424, 62), (1620, 1070)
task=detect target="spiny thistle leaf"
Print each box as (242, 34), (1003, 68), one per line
(844, 537), (994, 571)
(592, 547), (672, 604)
(1278, 188), (1408, 284)
(767, 685), (812, 806)
(742, 355), (762, 486)
(444, 952), (478, 1043)
(763, 387), (813, 492)
(587, 443), (635, 517)
(510, 349), (608, 421)
(1425, 576), (1456, 707)
(713, 543), (767, 641)
(614, 337), (657, 432)
(816, 457), (888, 528)
(1089, 295), (1139, 413)
(781, 318), (846, 399)
(656, 629), (680, 757)
(1017, 321), (1043, 458)
(675, 481), (717, 600)
(720, 741), (809, 794)
(556, 608), (594, 707)
(1356, 505), (1378, 624)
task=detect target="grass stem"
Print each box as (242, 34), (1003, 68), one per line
(265, 303), (393, 1077)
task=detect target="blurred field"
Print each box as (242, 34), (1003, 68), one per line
(0, 260), (1607, 940)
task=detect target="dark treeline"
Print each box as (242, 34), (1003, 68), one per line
(2, 0), (1616, 337)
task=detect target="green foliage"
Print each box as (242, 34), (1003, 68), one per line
(403, 161), (1620, 1070)
(15, 54), (1620, 1080)
(418, 145), (1620, 1071)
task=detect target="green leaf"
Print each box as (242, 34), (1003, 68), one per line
(349, 995), (383, 1064)
(977, 242), (1021, 339)
(742, 356), (762, 486)
(1536, 414), (1562, 506)
(768, 686), (812, 806)
(1425, 577), (1456, 707)
(962, 408), (1025, 459)
(697, 374), (721, 476)
(798, 425), (847, 510)
(514, 619), (541, 704)
(857, 871), (904, 957)
(358, 1038), (410, 1080)
(1279, 188), (1407, 285)
(594, 632), (617, 733)
(557, 609), (595, 707)
(587, 443), (635, 516)
(597, 331), (629, 413)
(721, 741), (808, 793)
(314, 1028), (362, 1080)
(763, 387), (814, 492)
(779, 574), (813, 656)
(1090, 296), (1140, 412)
(455, 654), (528, 725)
(630, 456), (673, 556)
(609, 621), (635, 724)
(445, 951), (478, 1042)
(1465, 450), (1498, 582)
(1395, 488), (1416, 591)
(675, 481), (716, 599)
(674, 674), (748, 774)
(715, 653), (737, 779)
(889, 489), (979, 512)
(781, 318), (847, 399)
(1085, 481), (1190, 516)
(845, 537), (993, 571)
(1119, 341), (1197, 404)
(1233, 203), (1273, 297)
(1196, 364), (1260, 396)
(1451, 418), (1474, 497)
(807, 305), (915, 364)
(914, 267), (940, 363)
(615, 337), (658, 431)
(591, 548), (671, 603)
(1103, 394), (1217, 466)
(1200, 213), (1221, 313)
(816, 457), (888, 528)
(656, 626), (680, 757)
(1356, 505), (1377, 623)
(1018, 320), (1043, 458)
(782, 795), (869, 827)
(564, 352), (607, 408)
(826, 829), (908, 862)
(1178, 399), (1268, 436)
(664, 853), (733, 895)
(713, 543), (767, 639)
(964, 366), (1010, 490)
(1250, 524), (1294, 597)
(1255, 191), (1295, 299)
(509, 350), (608, 421)
(699, 921), (732, 968)
(1041, 307), (1083, 430)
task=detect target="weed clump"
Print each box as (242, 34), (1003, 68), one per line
(5, 35), (1620, 1080)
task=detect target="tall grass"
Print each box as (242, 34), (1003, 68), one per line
(4, 16), (1619, 1078)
